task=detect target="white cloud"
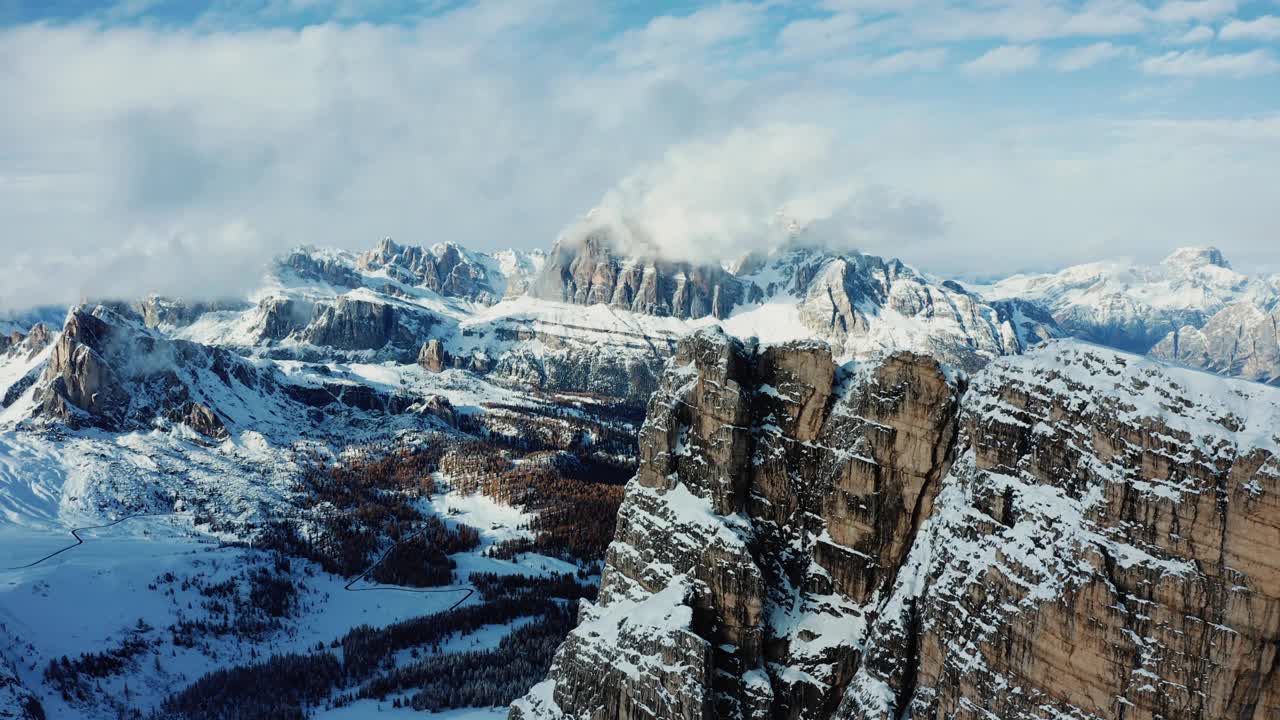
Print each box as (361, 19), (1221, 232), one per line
(1171, 25), (1215, 43)
(1219, 15), (1280, 41)
(777, 12), (862, 57)
(907, 0), (1148, 43)
(1055, 41), (1128, 70)
(1153, 0), (1237, 23)
(1, 3), (1279, 307)
(1142, 48), (1280, 76)
(962, 44), (1041, 74)
(827, 47), (949, 74)
(609, 2), (765, 68)
(560, 124), (944, 264)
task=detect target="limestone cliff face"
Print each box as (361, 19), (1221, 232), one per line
(358, 238), (504, 303)
(513, 331), (1280, 720)
(532, 232), (743, 320)
(843, 344), (1280, 720)
(25, 305), (433, 438)
(300, 297), (414, 352)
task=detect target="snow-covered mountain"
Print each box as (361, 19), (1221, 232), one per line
(976, 247), (1254, 350)
(514, 328), (1280, 720)
(975, 246), (1280, 385)
(0, 231), (1275, 720)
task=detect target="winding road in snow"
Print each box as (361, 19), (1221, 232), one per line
(4, 513), (475, 611)
(1, 512), (165, 571)
(341, 524), (475, 611)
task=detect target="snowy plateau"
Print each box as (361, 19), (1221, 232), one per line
(0, 228), (1276, 720)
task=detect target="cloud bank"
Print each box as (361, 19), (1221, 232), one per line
(1, 0), (1279, 308)
(560, 124), (947, 266)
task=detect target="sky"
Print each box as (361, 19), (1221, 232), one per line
(0, 0), (1278, 307)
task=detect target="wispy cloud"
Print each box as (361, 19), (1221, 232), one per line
(1152, 0), (1237, 24)
(1055, 41), (1128, 71)
(1170, 25), (1215, 44)
(609, 2), (765, 68)
(962, 44), (1041, 74)
(777, 11), (861, 57)
(1, 1), (1279, 306)
(1142, 48), (1280, 77)
(1219, 15), (1280, 41)
(826, 47), (949, 74)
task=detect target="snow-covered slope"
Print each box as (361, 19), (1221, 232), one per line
(2, 230), (1273, 720)
(977, 247), (1274, 352)
(727, 246), (1056, 371)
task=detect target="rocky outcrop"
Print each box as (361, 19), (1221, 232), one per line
(418, 339), (449, 373)
(513, 328), (962, 720)
(133, 296), (250, 329)
(774, 250), (1055, 371)
(25, 305), (437, 439)
(842, 343), (1280, 720)
(253, 296), (315, 342)
(514, 331), (1280, 720)
(0, 323), (54, 409)
(300, 297), (413, 352)
(1150, 301), (1279, 385)
(0, 323), (51, 361)
(277, 247), (363, 288)
(532, 231), (743, 320)
(358, 238), (504, 303)
(39, 310), (132, 427)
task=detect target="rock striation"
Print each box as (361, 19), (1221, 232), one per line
(357, 238), (506, 303)
(513, 330), (1280, 720)
(23, 305), (432, 439)
(532, 231), (743, 320)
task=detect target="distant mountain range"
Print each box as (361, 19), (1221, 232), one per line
(1, 228), (1277, 720)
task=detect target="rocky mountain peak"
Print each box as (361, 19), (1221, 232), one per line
(532, 228), (743, 320)
(357, 237), (502, 303)
(1162, 245), (1230, 269)
(0, 322), (51, 359)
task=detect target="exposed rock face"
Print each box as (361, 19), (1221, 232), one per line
(277, 247), (364, 288)
(532, 231), (743, 320)
(472, 314), (674, 404)
(358, 238), (504, 303)
(300, 297), (413, 352)
(770, 250), (1055, 372)
(0, 323), (52, 361)
(253, 296), (315, 342)
(26, 305), (420, 438)
(39, 310), (132, 427)
(418, 339), (449, 373)
(840, 344), (1280, 720)
(1150, 301), (1280, 385)
(0, 323), (54, 408)
(513, 331), (1280, 720)
(133, 296), (250, 329)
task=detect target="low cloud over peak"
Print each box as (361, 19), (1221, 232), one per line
(1, 2), (1278, 308)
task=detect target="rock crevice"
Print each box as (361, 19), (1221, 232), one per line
(514, 332), (1280, 720)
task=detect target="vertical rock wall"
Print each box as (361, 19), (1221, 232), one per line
(513, 331), (1280, 720)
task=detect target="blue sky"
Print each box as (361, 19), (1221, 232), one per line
(0, 0), (1277, 305)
